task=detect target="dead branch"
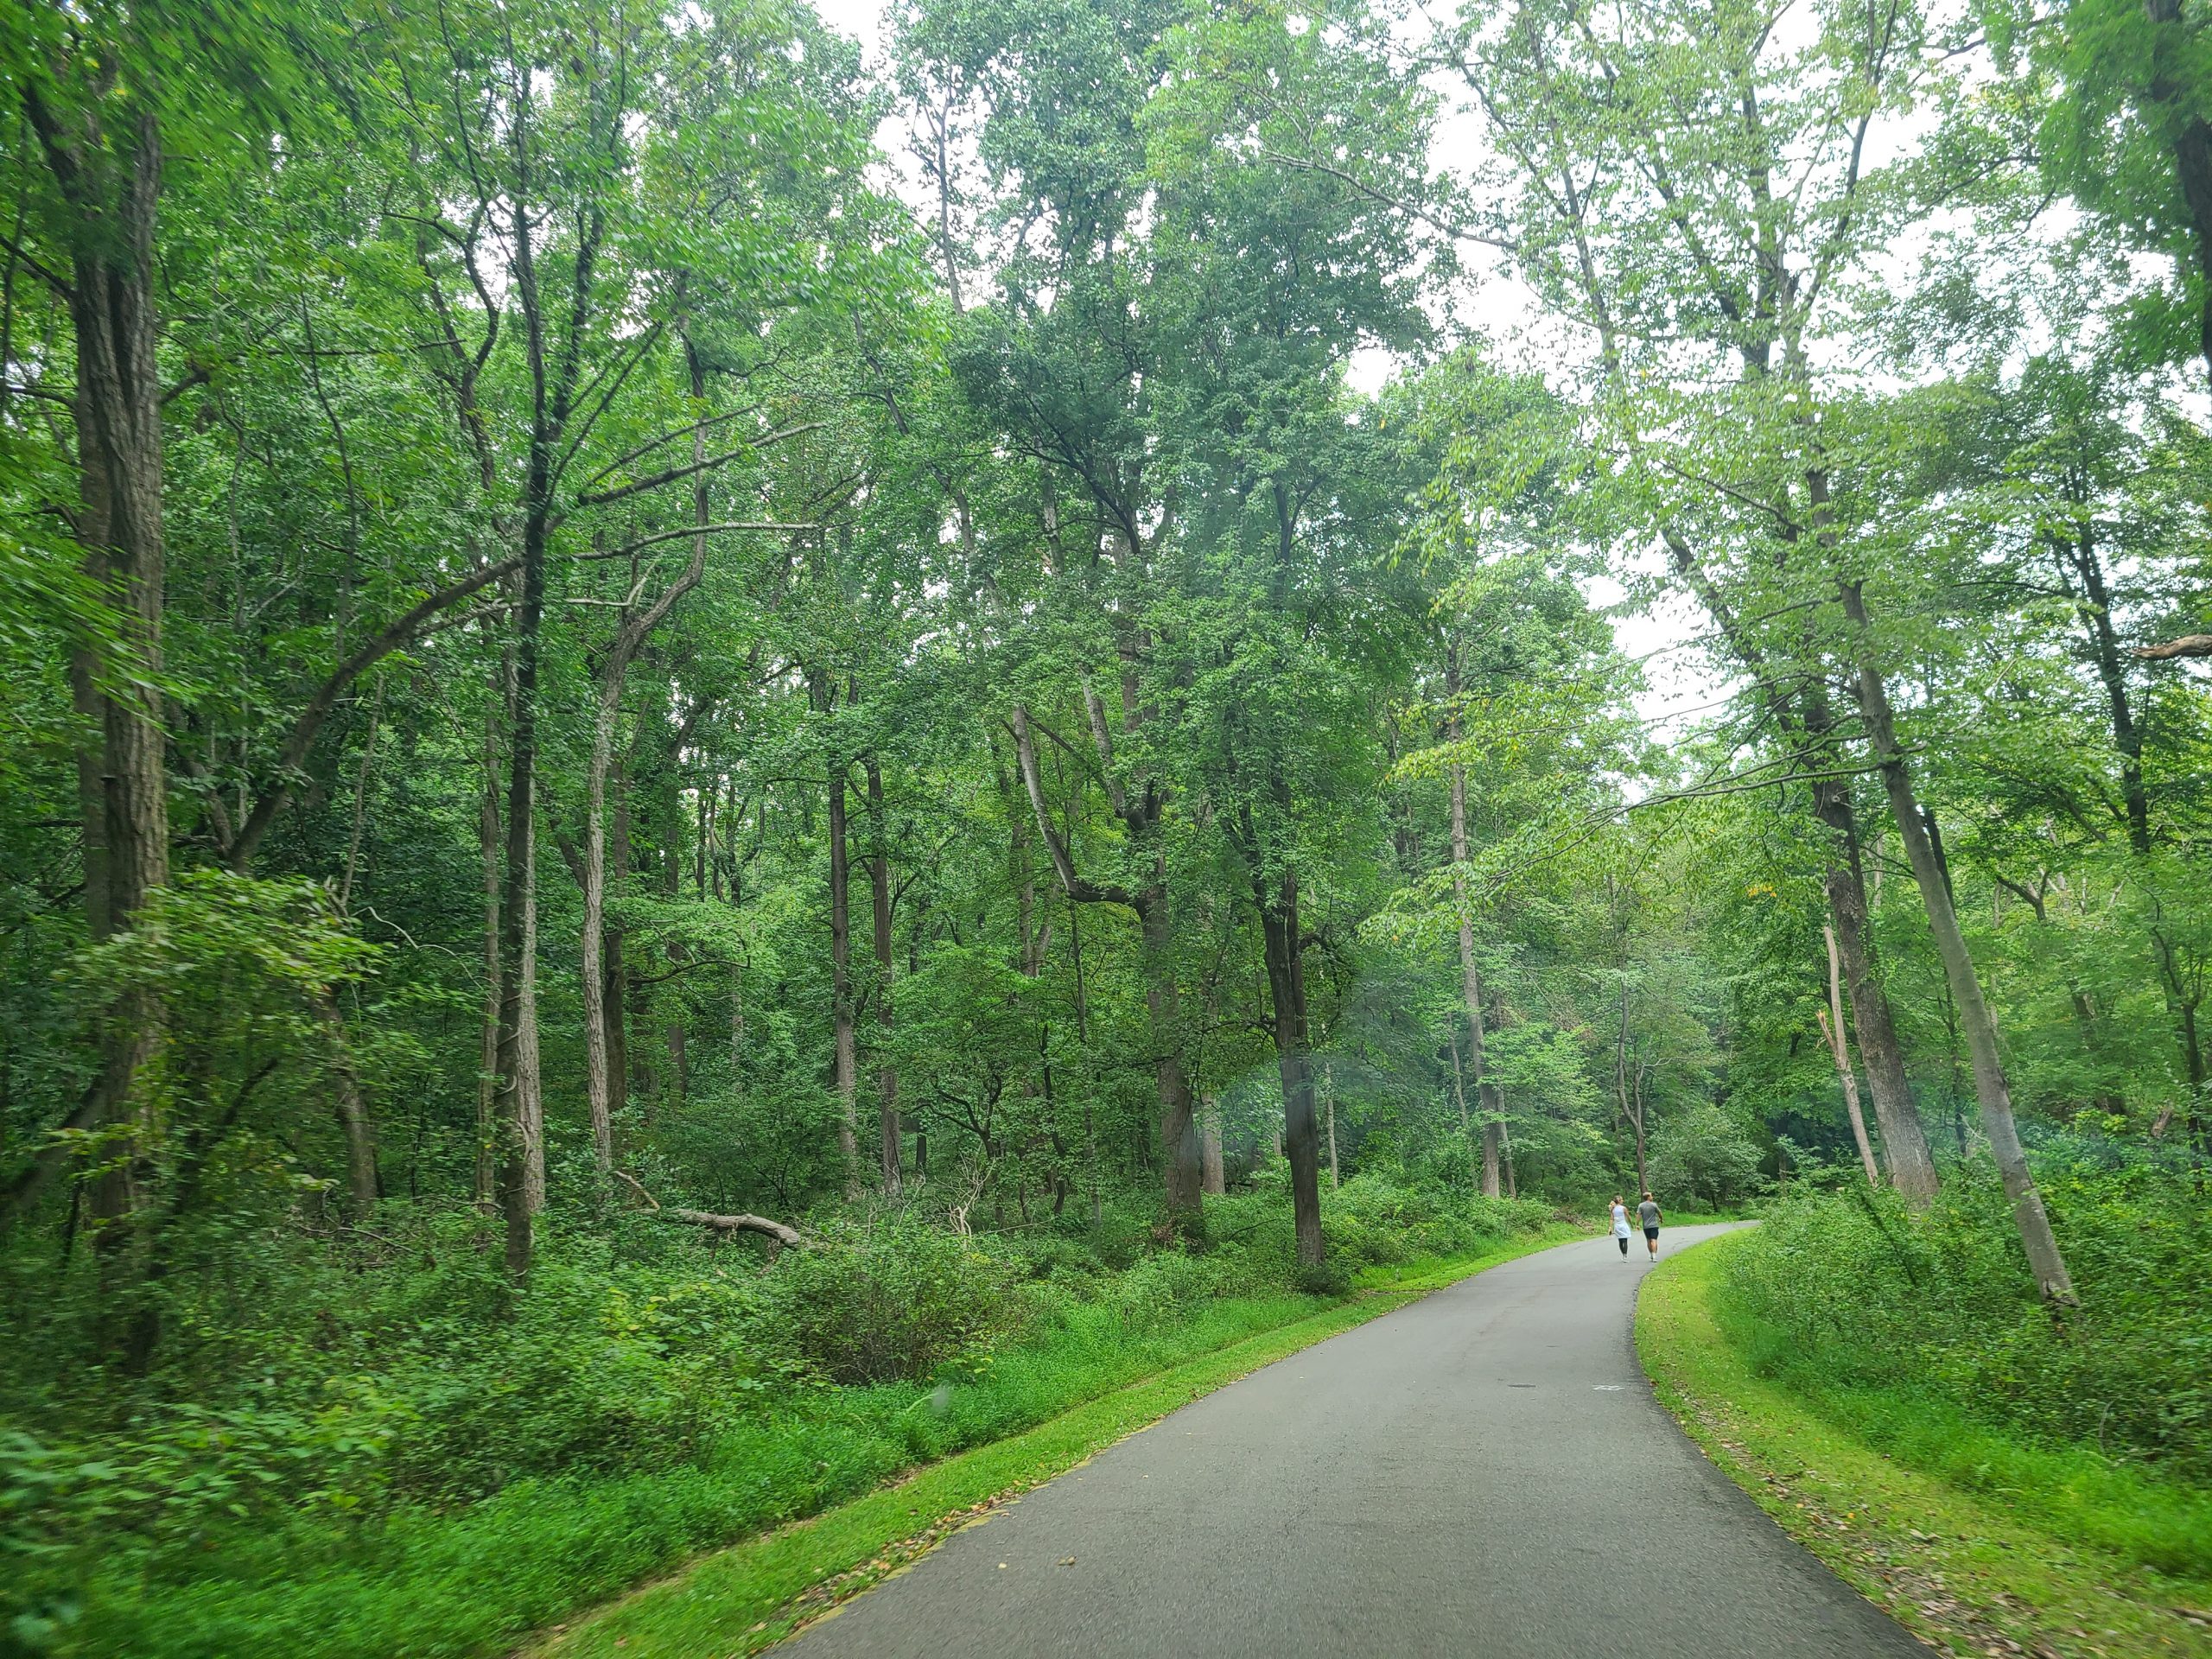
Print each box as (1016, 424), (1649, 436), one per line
(613, 1169), (803, 1247)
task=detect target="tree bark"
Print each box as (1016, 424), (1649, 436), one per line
(1446, 639), (1503, 1198)
(818, 674), (860, 1195)
(475, 691), (501, 1208)
(29, 96), (173, 1263)
(494, 503), (544, 1278)
(2143, 0), (2212, 395)
(1321, 1058), (1339, 1192)
(1200, 1097), (1225, 1196)
(867, 759), (900, 1195)
(1818, 927), (1880, 1185)
(321, 992), (378, 1223)
(1840, 580), (2075, 1303)
(1258, 866), (1325, 1267)
(1617, 982), (1647, 1195)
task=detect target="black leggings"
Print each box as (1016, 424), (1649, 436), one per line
(1618, 1236), (1629, 1255)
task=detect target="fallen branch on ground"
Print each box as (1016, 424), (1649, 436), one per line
(614, 1169), (804, 1248)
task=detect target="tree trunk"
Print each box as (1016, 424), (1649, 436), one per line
(1448, 1038), (1474, 1188)
(821, 687), (860, 1195)
(1446, 640), (1503, 1198)
(1143, 871), (1205, 1233)
(1321, 1058), (1339, 1192)
(867, 759), (900, 1196)
(580, 676), (623, 1171)
(41, 105), (172, 1268)
(1008, 702), (1199, 1236)
(2145, 0), (2212, 395)
(1818, 928), (1880, 1185)
(1841, 582), (2075, 1303)
(495, 525), (546, 1278)
(1618, 982), (1647, 1195)
(321, 991), (378, 1223)
(518, 804), (544, 1216)
(1818, 809), (1940, 1205)
(1200, 1097), (1224, 1196)
(1259, 868), (1325, 1268)
(476, 694), (501, 1208)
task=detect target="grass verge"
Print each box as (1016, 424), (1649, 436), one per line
(1637, 1230), (2212, 1659)
(526, 1227), (1579, 1659)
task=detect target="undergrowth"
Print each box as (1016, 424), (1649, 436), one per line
(0, 1175), (1559, 1659)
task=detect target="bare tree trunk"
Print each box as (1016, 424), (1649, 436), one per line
(1200, 1097), (1224, 1196)
(1840, 581), (2075, 1303)
(1818, 927), (1880, 1185)
(867, 759), (899, 1196)
(580, 351), (714, 1170)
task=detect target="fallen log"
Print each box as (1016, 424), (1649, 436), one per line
(614, 1170), (804, 1249)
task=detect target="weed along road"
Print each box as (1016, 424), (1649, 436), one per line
(776, 1226), (1925, 1658)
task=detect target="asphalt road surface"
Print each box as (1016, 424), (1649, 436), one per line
(778, 1224), (1925, 1658)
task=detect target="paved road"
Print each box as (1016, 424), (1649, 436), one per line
(779, 1225), (1924, 1658)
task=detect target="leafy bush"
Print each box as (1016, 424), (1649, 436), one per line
(1717, 1160), (2210, 1484)
(747, 1216), (1024, 1385)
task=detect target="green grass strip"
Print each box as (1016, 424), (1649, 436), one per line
(531, 1226), (1578, 1659)
(1637, 1231), (2212, 1659)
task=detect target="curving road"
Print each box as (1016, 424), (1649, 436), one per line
(778, 1224), (1924, 1658)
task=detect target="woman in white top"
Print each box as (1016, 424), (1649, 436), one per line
(1610, 1196), (1631, 1258)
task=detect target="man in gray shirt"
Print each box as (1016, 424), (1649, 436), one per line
(1637, 1192), (1662, 1261)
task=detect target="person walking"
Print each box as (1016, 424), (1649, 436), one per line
(1610, 1196), (1631, 1258)
(1637, 1191), (1662, 1261)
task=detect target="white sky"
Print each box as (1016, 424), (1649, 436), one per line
(810, 0), (1710, 738)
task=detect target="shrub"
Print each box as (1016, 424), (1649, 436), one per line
(1718, 1163), (2211, 1484)
(748, 1217), (1023, 1385)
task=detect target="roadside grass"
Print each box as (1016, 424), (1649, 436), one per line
(525, 1228), (1581, 1659)
(64, 1226), (1574, 1659)
(1638, 1231), (2212, 1659)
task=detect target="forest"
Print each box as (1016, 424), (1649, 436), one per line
(2, 0), (2209, 1653)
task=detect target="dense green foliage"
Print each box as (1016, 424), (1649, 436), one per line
(3, 1184), (1553, 1656)
(4, 0), (2212, 1648)
(1723, 1154), (2212, 1490)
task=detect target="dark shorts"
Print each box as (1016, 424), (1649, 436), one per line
(1643, 1224), (1659, 1240)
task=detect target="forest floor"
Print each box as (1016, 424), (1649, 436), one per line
(521, 1228), (1580, 1659)
(1638, 1232), (2212, 1659)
